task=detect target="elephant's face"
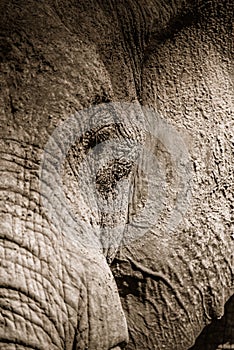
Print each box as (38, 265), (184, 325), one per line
(0, 1), (233, 349)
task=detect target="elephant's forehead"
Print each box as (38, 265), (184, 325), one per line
(0, 38), (114, 148)
(0, 0), (199, 150)
(0, 0), (140, 147)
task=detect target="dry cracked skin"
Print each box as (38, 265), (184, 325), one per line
(0, 0), (233, 349)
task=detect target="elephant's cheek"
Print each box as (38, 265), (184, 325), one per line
(0, 216), (71, 349)
(64, 248), (129, 349)
(0, 146), (128, 350)
(0, 216), (128, 349)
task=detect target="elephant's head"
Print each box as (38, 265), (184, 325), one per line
(0, 0), (233, 349)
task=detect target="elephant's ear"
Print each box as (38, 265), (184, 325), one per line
(111, 232), (233, 350)
(62, 243), (128, 350)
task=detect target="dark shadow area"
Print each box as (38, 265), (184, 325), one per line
(189, 295), (234, 350)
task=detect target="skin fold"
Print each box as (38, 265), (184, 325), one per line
(0, 0), (233, 349)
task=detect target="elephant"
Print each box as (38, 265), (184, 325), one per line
(0, 0), (233, 349)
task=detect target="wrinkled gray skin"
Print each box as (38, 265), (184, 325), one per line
(0, 0), (233, 349)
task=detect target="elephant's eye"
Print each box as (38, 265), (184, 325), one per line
(96, 158), (133, 200)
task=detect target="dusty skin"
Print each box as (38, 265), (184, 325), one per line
(0, 0), (233, 349)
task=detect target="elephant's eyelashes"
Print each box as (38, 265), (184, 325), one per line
(96, 158), (133, 200)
